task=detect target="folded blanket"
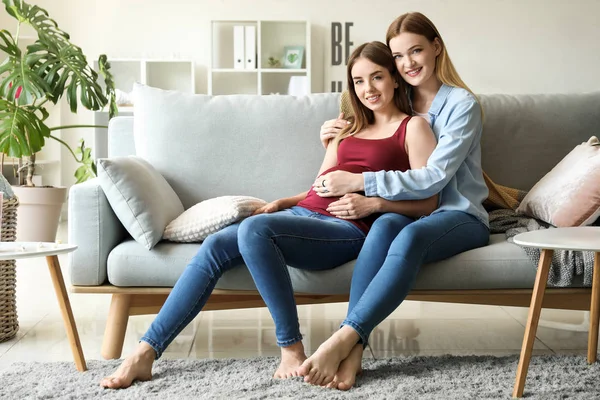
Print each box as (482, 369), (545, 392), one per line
(483, 171), (526, 211)
(489, 208), (594, 287)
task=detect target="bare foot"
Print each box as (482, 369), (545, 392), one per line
(274, 341), (307, 379)
(100, 342), (156, 389)
(297, 326), (359, 386)
(334, 344), (363, 391)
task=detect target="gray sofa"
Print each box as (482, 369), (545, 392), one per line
(68, 86), (600, 359)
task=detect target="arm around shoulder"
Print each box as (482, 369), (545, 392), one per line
(405, 116), (437, 171)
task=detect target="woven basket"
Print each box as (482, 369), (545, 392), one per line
(0, 195), (19, 342)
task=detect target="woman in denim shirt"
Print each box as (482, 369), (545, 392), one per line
(300, 12), (490, 389)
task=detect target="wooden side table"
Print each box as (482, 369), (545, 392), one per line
(0, 242), (86, 371)
(512, 227), (600, 398)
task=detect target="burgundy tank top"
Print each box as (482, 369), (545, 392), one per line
(297, 116), (412, 233)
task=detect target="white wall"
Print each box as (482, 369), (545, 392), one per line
(2, 0), (599, 189)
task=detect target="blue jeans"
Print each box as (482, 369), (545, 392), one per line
(141, 206), (365, 357)
(341, 210), (489, 345)
(238, 206), (365, 346)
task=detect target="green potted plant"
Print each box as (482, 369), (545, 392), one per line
(0, 0), (117, 241)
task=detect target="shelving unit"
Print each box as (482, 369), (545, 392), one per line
(209, 20), (311, 95)
(92, 59), (195, 158)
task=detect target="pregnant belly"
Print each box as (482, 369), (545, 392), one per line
(299, 163), (371, 211)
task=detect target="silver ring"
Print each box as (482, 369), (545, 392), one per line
(322, 189), (329, 193)
(322, 179), (326, 188)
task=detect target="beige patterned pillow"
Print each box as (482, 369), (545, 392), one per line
(516, 136), (600, 227)
(163, 196), (267, 242)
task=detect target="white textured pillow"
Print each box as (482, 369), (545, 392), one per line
(163, 196), (267, 242)
(97, 156), (184, 250)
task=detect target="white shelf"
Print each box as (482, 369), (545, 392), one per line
(1, 159), (59, 165)
(209, 20), (311, 95)
(212, 69), (258, 73)
(93, 58), (195, 95)
(96, 106), (134, 113)
(261, 68), (307, 73)
(211, 68), (307, 74)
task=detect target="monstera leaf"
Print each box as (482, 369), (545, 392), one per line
(1, 0), (107, 111)
(3, 0), (70, 47)
(27, 39), (108, 111)
(0, 31), (49, 103)
(0, 98), (49, 158)
(0, 0), (117, 185)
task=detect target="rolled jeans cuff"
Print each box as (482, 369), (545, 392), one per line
(277, 333), (303, 348)
(340, 319), (368, 348)
(140, 336), (163, 360)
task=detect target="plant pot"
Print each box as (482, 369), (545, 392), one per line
(11, 186), (67, 242)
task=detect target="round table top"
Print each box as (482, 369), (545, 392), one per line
(0, 242), (77, 260)
(513, 227), (600, 252)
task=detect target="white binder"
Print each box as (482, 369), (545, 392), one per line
(233, 25), (245, 70)
(244, 25), (256, 70)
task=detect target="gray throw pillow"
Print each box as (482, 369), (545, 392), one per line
(97, 156), (184, 250)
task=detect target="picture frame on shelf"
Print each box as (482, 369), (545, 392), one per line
(283, 46), (304, 69)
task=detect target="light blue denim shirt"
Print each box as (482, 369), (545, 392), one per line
(363, 84), (489, 226)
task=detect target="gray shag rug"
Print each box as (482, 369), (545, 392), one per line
(1, 354), (599, 399)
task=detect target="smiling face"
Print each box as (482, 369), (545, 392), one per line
(388, 32), (441, 88)
(351, 57), (398, 113)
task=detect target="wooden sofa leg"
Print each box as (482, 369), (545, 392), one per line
(101, 294), (132, 360)
(513, 249), (553, 398)
(588, 252), (600, 363)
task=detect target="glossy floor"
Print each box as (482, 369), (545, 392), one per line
(0, 223), (593, 372)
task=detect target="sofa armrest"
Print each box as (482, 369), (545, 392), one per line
(68, 178), (127, 285)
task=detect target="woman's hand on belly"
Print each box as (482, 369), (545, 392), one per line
(313, 170), (364, 197)
(326, 193), (379, 219)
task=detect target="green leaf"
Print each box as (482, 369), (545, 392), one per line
(98, 54), (118, 119)
(73, 138), (96, 183)
(0, 32), (49, 101)
(0, 98), (49, 157)
(3, 0), (70, 47)
(1, 0), (114, 184)
(2, 0), (108, 110)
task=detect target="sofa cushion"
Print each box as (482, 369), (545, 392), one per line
(97, 156), (184, 250)
(163, 196), (267, 243)
(479, 92), (600, 191)
(106, 234), (584, 290)
(517, 136), (600, 227)
(132, 83), (339, 208)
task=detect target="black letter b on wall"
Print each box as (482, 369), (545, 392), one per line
(331, 22), (342, 66)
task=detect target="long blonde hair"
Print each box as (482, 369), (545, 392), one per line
(385, 12), (483, 116)
(333, 41), (411, 147)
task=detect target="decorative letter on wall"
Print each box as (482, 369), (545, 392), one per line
(330, 22), (354, 92)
